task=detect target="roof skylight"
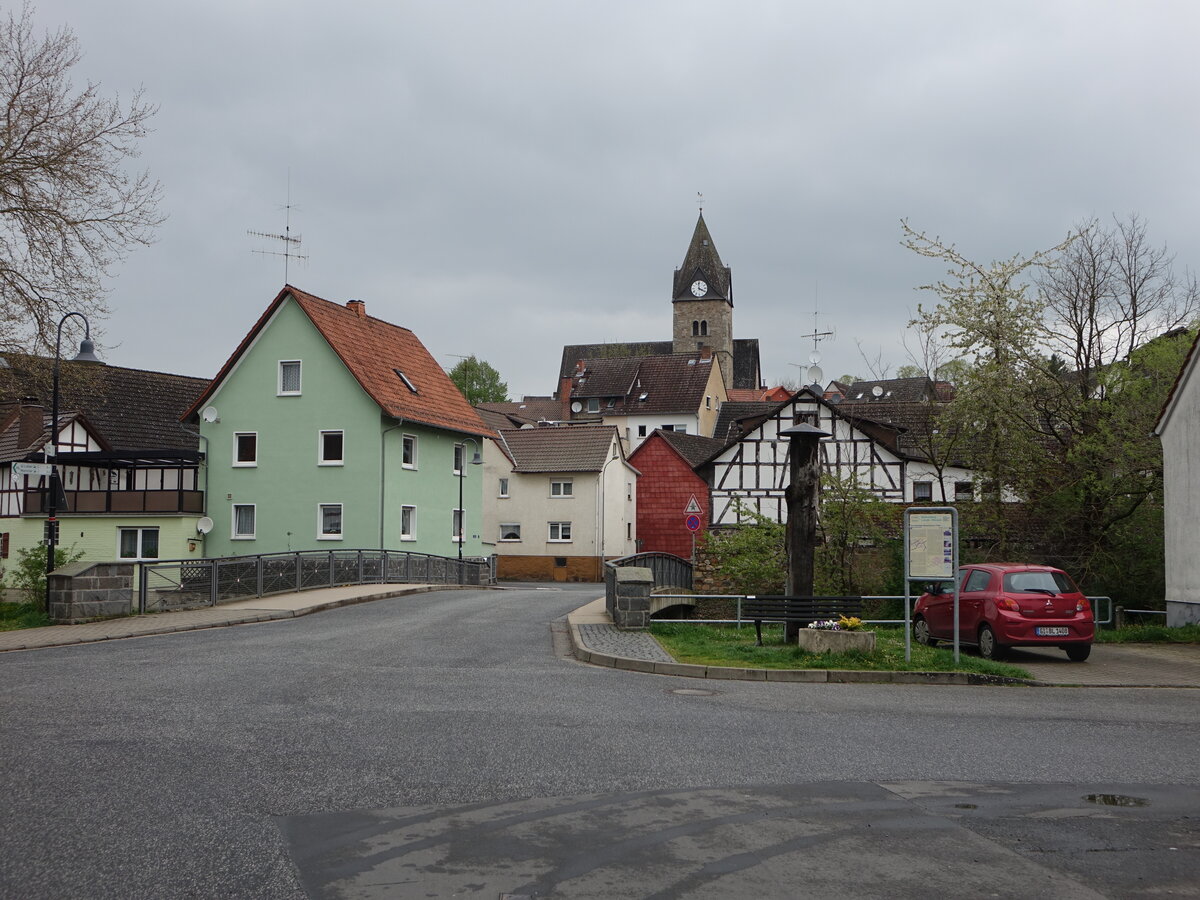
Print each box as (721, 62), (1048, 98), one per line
(394, 369), (418, 394)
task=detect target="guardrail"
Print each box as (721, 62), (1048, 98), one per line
(605, 552), (693, 591)
(138, 549), (492, 613)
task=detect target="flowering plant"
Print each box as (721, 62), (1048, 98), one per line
(806, 616), (866, 631)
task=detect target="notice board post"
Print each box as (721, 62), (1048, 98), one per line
(903, 507), (959, 662)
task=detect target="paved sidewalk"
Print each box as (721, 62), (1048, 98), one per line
(0, 584), (451, 652)
(566, 597), (1200, 688)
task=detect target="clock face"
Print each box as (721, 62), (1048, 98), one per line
(690, 279), (708, 297)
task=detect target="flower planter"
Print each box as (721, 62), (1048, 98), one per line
(796, 629), (876, 654)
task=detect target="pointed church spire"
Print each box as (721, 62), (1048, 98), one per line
(673, 212), (732, 304)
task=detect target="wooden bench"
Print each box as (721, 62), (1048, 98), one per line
(741, 596), (865, 645)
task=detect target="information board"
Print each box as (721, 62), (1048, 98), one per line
(906, 511), (955, 580)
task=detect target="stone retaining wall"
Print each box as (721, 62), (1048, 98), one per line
(48, 562), (133, 623)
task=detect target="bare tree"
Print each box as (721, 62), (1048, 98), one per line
(0, 2), (162, 352)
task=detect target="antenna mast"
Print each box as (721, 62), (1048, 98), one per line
(249, 174), (307, 282)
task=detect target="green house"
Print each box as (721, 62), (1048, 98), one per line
(185, 286), (492, 560)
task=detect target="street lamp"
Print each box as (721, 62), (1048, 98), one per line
(45, 312), (104, 612)
(456, 437), (483, 577)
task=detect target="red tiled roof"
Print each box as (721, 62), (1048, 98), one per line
(185, 286), (489, 437)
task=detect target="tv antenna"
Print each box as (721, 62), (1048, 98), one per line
(249, 174), (307, 282)
(790, 288), (834, 386)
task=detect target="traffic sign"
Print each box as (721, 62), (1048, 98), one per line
(684, 495), (702, 513)
(13, 462), (52, 477)
(685, 514), (702, 532)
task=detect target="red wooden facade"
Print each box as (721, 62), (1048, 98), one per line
(628, 432), (710, 559)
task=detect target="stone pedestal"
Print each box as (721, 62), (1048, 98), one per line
(48, 562), (133, 623)
(608, 567), (653, 630)
(796, 629), (876, 654)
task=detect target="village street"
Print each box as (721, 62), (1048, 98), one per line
(2, 584), (1197, 898)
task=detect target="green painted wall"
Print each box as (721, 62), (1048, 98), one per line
(200, 297), (483, 559)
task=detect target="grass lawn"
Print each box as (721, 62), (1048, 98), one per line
(649, 622), (1034, 680)
(1097, 623), (1200, 643)
(0, 602), (51, 632)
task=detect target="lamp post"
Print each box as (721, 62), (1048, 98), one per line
(456, 437), (483, 580)
(45, 312), (104, 613)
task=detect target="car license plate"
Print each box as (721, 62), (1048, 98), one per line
(1036, 626), (1069, 637)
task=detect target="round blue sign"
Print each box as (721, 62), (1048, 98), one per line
(685, 514), (702, 532)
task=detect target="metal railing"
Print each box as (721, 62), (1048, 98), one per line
(138, 549), (492, 613)
(605, 552), (693, 591)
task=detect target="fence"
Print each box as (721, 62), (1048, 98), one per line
(138, 549), (492, 613)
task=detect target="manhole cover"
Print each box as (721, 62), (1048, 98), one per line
(669, 688), (719, 697)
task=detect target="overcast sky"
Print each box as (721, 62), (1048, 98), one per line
(34, 0), (1200, 398)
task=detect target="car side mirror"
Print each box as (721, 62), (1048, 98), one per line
(925, 582), (949, 595)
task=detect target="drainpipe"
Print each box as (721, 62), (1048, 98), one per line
(380, 419), (404, 550)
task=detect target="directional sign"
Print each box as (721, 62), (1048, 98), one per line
(685, 514), (702, 532)
(12, 462), (52, 477)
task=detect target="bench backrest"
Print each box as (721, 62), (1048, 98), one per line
(742, 596), (864, 621)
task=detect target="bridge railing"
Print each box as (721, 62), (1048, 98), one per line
(137, 549), (492, 613)
(605, 552), (693, 591)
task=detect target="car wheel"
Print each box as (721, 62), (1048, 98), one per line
(913, 617), (937, 647)
(978, 624), (1006, 660)
(1065, 644), (1091, 662)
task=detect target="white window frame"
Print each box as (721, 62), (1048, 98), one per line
(278, 360), (302, 396)
(318, 502), (343, 540)
(913, 481), (934, 502)
(587, 397), (600, 413)
(550, 478), (573, 498)
(402, 434), (417, 469)
(452, 507), (464, 543)
(499, 523), (522, 542)
(498, 477), (509, 498)
(117, 526), (160, 561)
(319, 430), (345, 466)
(233, 432), (257, 467)
(453, 443), (465, 476)
(548, 521), (572, 542)
(232, 503), (256, 540)
(401, 505), (417, 541)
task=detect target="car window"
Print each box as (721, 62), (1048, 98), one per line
(964, 569), (992, 592)
(1003, 571), (1078, 593)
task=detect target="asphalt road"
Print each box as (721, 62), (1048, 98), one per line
(1, 584), (1197, 898)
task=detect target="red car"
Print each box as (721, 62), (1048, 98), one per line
(913, 563), (1094, 661)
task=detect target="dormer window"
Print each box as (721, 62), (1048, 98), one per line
(394, 369), (418, 394)
(587, 397), (599, 413)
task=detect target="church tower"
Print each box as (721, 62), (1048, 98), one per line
(672, 213), (735, 388)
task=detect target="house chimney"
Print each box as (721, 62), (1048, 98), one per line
(699, 345), (713, 360)
(559, 376), (574, 419)
(18, 398), (44, 450)
(346, 299), (366, 318)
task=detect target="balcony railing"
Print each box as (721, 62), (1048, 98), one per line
(23, 488), (205, 515)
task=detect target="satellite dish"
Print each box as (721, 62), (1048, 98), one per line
(196, 516), (214, 535)
(871, 385), (884, 398)
(570, 401), (583, 413)
(201, 406), (220, 423)
(807, 364), (824, 385)
(809, 350), (822, 365)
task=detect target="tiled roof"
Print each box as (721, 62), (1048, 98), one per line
(476, 397), (563, 428)
(559, 339), (761, 390)
(0, 409), (100, 463)
(836, 399), (963, 463)
(713, 400), (782, 445)
(571, 353), (719, 415)
(0, 354), (207, 450)
(829, 376), (953, 404)
(186, 286), (490, 437)
(498, 424), (621, 473)
(652, 429), (725, 468)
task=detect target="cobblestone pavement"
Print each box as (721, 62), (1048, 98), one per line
(575, 623), (674, 662)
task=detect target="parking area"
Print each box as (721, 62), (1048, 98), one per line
(1004, 642), (1200, 687)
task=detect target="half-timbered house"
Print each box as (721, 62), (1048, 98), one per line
(705, 388), (976, 526)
